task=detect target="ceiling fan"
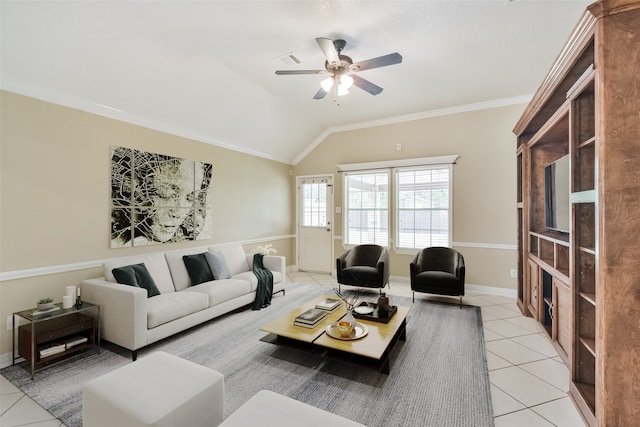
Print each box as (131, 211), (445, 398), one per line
(275, 37), (402, 100)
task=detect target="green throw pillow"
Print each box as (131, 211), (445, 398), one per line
(205, 251), (232, 280)
(183, 253), (214, 285)
(112, 263), (161, 298)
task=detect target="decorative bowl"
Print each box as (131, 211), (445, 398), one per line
(336, 321), (353, 337)
(37, 302), (54, 311)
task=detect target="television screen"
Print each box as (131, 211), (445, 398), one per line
(544, 155), (571, 233)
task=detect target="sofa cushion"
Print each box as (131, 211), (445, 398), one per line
(205, 252), (231, 280)
(182, 278), (252, 307)
(165, 247), (216, 291)
(146, 292), (209, 329)
(111, 263), (161, 298)
(103, 254), (175, 294)
(183, 253), (214, 285)
(209, 245), (249, 276)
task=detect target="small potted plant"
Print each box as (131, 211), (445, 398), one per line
(37, 297), (54, 311)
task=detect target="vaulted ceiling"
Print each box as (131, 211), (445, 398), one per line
(1, 0), (590, 164)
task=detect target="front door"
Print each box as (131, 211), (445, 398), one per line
(297, 176), (333, 273)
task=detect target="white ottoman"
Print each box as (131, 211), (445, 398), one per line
(83, 351), (224, 427)
(220, 390), (366, 427)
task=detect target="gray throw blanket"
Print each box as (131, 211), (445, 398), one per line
(251, 253), (273, 310)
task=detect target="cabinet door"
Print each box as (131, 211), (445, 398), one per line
(527, 259), (539, 319)
(554, 278), (572, 362)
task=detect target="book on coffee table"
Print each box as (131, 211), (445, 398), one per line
(294, 308), (327, 328)
(315, 297), (341, 312)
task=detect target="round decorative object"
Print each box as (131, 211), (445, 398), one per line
(37, 302), (54, 311)
(336, 320), (353, 337)
(326, 322), (368, 340)
(354, 305), (374, 315)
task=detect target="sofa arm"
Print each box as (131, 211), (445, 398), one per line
(244, 254), (286, 284)
(81, 278), (148, 351)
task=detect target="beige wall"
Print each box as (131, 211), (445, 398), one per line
(0, 91), (294, 356)
(0, 90), (525, 358)
(293, 104), (525, 289)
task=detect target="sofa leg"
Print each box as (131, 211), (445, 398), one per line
(132, 350), (138, 361)
(412, 291), (415, 303)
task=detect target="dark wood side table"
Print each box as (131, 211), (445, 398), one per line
(12, 301), (100, 379)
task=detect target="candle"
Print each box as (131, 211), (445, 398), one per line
(66, 285), (76, 297)
(62, 295), (74, 309)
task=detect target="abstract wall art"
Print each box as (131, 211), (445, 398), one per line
(110, 146), (213, 248)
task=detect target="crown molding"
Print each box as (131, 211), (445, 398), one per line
(0, 81), (288, 164)
(293, 94), (532, 165)
(1, 80), (530, 167)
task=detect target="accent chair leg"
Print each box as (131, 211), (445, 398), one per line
(459, 295), (462, 308)
(412, 291), (415, 303)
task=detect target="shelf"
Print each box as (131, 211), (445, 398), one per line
(580, 337), (596, 357)
(580, 292), (596, 306)
(578, 246), (596, 255)
(574, 382), (596, 413)
(528, 104), (570, 149)
(38, 342), (92, 364)
(571, 190), (596, 204)
(528, 231), (570, 278)
(566, 64), (595, 100)
(578, 136), (596, 149)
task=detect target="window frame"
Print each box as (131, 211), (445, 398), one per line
(342, 169), (390, 247)
(300, 177), (329, 228)
(394, 164), (453, 254)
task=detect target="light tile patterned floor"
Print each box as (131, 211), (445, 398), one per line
(0, 272), (587, 427)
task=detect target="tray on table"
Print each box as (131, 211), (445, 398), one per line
(352, 302), (397, 323)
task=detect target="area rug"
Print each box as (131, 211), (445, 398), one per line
(1, 282), (494, 427)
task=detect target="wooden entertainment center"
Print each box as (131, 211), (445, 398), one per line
(513, 1), (639, 425)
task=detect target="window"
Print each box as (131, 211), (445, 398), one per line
(396, 166), (452, 249)
(339, 155), (457, 250)
(301, 178), (328, 227)
(344, 171), (389, 245)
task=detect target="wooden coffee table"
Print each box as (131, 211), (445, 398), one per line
(260, 295), (409, 374)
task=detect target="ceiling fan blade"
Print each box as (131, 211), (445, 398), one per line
(315, 37), (340, 65)
(353, 52), (402, 72)
(352, 74), (383, 95)
(313, 87), (328, 100)
(275, 70), (327, 75)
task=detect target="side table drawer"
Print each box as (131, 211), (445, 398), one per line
(36, 319), (93, 343)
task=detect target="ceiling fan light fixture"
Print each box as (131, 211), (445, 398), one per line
(337, 84), (349, 97)
(320, 76), (334, 92)
(340, 74), (354, 89)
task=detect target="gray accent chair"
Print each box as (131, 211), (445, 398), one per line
(410, 247), (465, 306)
(336, 244), (390, 293)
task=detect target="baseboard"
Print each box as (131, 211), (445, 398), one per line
(288, 272), (517, 299)
(0, 352), (23, 370)
(465, 284), (517, 298)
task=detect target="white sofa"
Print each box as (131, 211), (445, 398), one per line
(81, 244), (285, 359)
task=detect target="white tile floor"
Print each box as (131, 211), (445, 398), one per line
(0, 272), (587, 427)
